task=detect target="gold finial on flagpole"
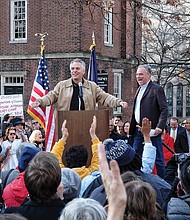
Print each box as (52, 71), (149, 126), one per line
(35, 32), (48, 53)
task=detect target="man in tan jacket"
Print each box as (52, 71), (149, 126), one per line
(32, 58), (127, 111)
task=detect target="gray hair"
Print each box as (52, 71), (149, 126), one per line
(59, 198), (107, 220)
(138, 64), (152, 74)
(70, 58), (86, 71)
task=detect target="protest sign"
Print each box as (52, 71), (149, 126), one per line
(0, 94), (23, 117)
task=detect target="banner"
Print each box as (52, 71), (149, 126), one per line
(0, 94), (23, 117)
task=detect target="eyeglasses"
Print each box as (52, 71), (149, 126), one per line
(32, 122), (38, 125)
(9, 133), (16, 135)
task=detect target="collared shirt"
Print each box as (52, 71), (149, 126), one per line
(134, 81), (150, 124)
(186, 130), (190, 152)
(70, 80), (85, 111)
(170, 128), (177, 142)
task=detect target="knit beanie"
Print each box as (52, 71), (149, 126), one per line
(103, 138), (135, 166)
(61, 168), (81, 201)
(18, 145), (40, 172)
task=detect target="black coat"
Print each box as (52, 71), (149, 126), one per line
(130, 81), (168, 135)
(5, 198), (65, 220)
(168, 125), (186, 147)
(174, 130), (189, 153)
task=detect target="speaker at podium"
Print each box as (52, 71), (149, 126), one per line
(56, 109), (109, 166)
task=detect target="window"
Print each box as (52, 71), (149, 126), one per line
(166, 82), (173, 117)
(10, 0), (27, 42)
(104, 8), (113, 45)
(113, 72), (121, 114)
(186, 85), (190, 116)
(1, 74), (25, 95)
(176, 83), (183, 117)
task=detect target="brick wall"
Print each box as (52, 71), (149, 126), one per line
(0, 0), (141, 121)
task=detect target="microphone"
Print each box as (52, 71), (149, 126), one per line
(78, 82), (83, 98)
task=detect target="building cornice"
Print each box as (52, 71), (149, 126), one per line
(0, 52), (128, 64)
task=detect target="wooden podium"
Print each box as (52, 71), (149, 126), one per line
(56, 110), (109, 166)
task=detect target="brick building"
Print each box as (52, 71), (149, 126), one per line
(0, 0), (141, 121)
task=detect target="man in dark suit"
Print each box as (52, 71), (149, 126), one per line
(174, 118), (190, 153)
(129, 64), (168, 178)
(168, 116), (186, 147)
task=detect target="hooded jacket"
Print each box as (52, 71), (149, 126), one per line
(2, 172), (28, 208)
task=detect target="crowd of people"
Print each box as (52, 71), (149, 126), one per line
(0, 59), (190, 219)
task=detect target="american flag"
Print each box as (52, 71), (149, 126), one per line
(88, 43), (98, 84)
(27, 46), (55, 152)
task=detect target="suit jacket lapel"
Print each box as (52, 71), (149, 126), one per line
(142, 81), (152, 99)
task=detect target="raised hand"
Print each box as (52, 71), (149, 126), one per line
(89, 115), (98, 141)
(61, 120), (69, 142)
(98, 143), (126, 220)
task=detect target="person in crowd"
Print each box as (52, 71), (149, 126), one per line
(117, 121), (125, 136)
(51, 115), (99, 179)
(162, 126), (175, 166)
(167, 156), (190, 219)
(109, 120), (122, 141)
(174, 117), (190, 153)
(98, 141), (126, 220)
(122, 121), (134, 146)
(112, 115), (122, 127)
(31, 120), (45, 139)
(13, 121), (28, 142)
(59, 198), (107, 220)
(0, 127), (26, 172)
(5, 152), (66, 220)
(1, 114), (14, 138)
(124, 180), (166, 220)
(61, 168), (81, 204)
(129, 64), (168, 178)
(32, 58), (127, 111)
(29, 130), (44, 150)
(2, 145), (40, 208)
(168, 116), (186, 144)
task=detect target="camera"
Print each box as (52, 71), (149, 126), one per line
(174, 153), (190, 164)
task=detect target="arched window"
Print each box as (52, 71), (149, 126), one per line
(177, 83), (183, 117)
(186, 85), (190, 116)
(166, 82), (173, 117)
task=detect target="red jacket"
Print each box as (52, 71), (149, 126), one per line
(2, 172), (28, 208)
(163, 133), (174, 165)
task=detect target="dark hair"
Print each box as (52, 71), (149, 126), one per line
(5, 127), (17, 140)
(24, 152), (61, 203)
(124, 180), (165, 220)
(170, 116), (179, 122)
(180, 159), (190, 194)
(119, 153), (142, 174)
(65, 145), (88, 168)
(121, 171), (141, 184)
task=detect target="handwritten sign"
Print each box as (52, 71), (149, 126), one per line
(0, 94), (23, 117)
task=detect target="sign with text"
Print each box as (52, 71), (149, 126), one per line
(98, 74), (108, 92)
(0, 94), (23, 117)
